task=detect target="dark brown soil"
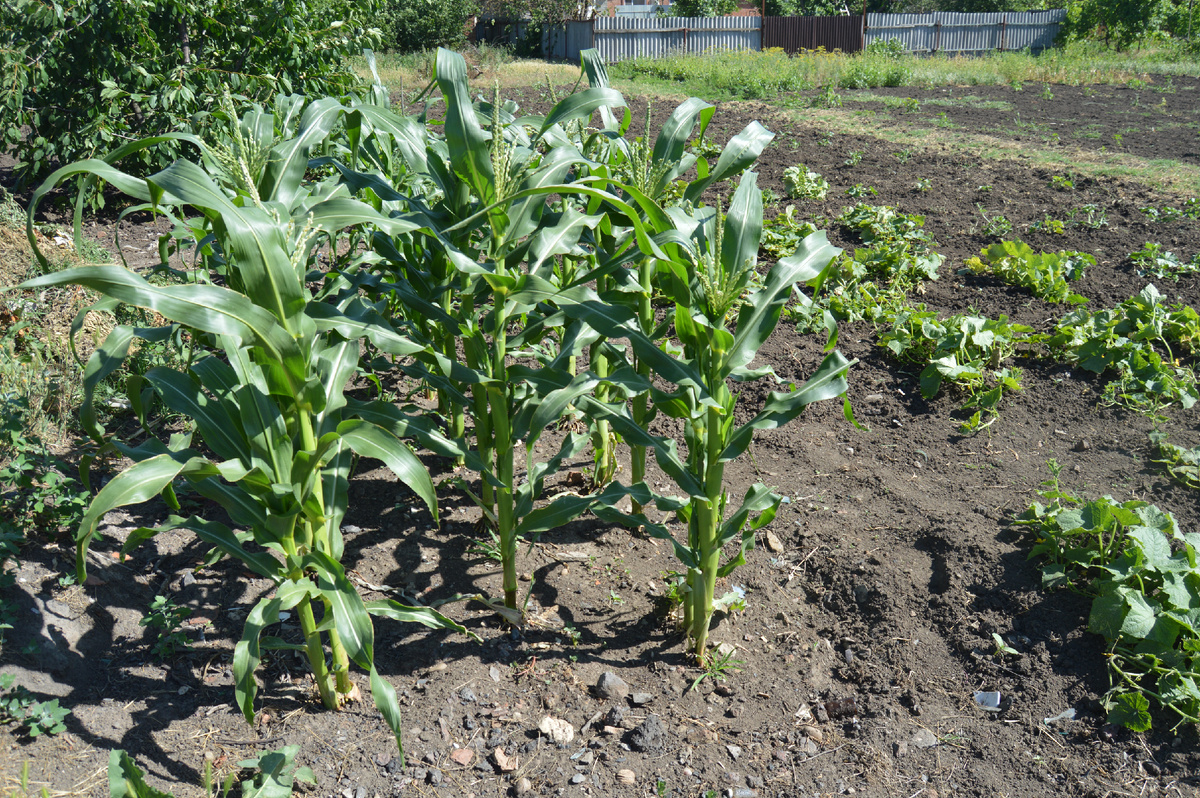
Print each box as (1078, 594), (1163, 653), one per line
(3, 79), (1200, 798)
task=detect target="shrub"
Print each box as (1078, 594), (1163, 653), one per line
(0, 0), (378, 194)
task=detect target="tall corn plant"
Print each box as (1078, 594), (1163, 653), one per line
(566, 174), (856, 661)
(576, 50), (775, 505)
(10, 97), (472, 759)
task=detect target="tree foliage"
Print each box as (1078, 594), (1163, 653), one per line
(671, 0), (739, 17)
(766, 0), (853, 15)
(0, 0), (378, 192)
(378, 0), (478, 52)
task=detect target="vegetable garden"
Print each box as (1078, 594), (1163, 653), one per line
(2, 46), (1200, 798)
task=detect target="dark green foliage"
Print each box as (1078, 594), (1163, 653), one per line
(378, 0), (477, 52)
(0, 0), (377, 192)
(672, 0), (738, 16)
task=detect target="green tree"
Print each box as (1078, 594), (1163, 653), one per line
(1064, 0), (1173, 49)
(766, 0), (852, 15)
(671, 0), (739, 17)
(0, 0), (377, 192)
(378, 0), (478, 52)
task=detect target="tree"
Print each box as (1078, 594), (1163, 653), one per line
(0, 0), (378, 192)
(671, 0), (739, 17)
(378, 0), (478, 51)
(766, 0), (853, 15)
(1063, 0), (1173, 49)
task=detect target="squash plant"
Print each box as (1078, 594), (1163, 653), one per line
(12, 96), (472, 758)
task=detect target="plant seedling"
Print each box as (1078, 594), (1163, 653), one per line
(687, 646), (744, 693)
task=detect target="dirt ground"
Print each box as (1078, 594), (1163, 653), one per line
(2, 76), (1200, 798)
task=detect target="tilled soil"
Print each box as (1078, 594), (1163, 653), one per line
(2, 78), (1200, 798)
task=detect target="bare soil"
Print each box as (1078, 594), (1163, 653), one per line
(2, 78), (1200, 798)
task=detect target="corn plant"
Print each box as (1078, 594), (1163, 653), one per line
(564, 175), (855, 661)
(11, 96), (473, 758)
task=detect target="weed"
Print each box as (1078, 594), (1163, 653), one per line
(974, 205), (1013, 238)
(843, 150), (863, 167)
(1039, 83), (1054, 100)
(962, 241), (1093, 304)
(140, 594), (194, 661)
(760, 205), (819, 261)
(991, 632), (1018, 659)
(845, 184), (877, 198)
(1049, 174), (1074, 190)
(810, 84), (842, 108)
(0, 674), (69, 738)
(894, 149), (913, 163)
(687, 646), (744, 693)
(1129, 242), (1200, 281)
(914, 178), (931, 192)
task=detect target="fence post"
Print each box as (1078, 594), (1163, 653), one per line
(934, 18), (941, 53)
(999, 13), (1007, 51)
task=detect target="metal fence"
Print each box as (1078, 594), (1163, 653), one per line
(762, 15), (863, 54)
(474, 10), (1064, 63)
(864, 10), (1066, 54)
(592, 15), (761, 62)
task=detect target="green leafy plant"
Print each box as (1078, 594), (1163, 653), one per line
(1149, 432), (1200, 490)
(1017, 469), (1200, 731)
(1129, 242), (1200, 281)
(810, 84), (842, 108)
(1029, 215), (1065, 235)
(962, 241), (1093, 304)
(991, 632), (1018, 659)
(0, 674), (69, 738)
(1066, 203), (1108, 229)
(843, 150), (863, 167)
(845, 184), (877, 198)
(140, 595), (193, 661)
(687, 645), (744, 693)
(914, 177), (931, 192)
(108, 745), (314, 798)
(0, 393), (90, 536)
(975, 205), (1013, 238)
(782, 164), (829, 201)
(1049, 174), (1074, 190)
(760, 206), (819, 261)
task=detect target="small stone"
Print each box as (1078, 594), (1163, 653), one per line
(628, 714), (667, 753)
(385, 756), (403, 774)
(772, 749), (790, 762)
(1075, 438), (1091, 452)
(894, 741), (909, 757)
(515, 778), (533, 795)
(460, 687), (477, 703)
(182, 572), (196, 587)
(616, 769), (636, 785)
(375, 752), (391, 766)
(801, 725), (823, 744)
(570, 774), (586, 785)
(715, 684), (735, 697)
(726, 744), (742, 761)
(764, 531), (784, 553)
(539, 716), (575, 745)
(492, 747), (518, 772)
(426, 768), (443, 786)
(595, 671), (630, 701)
(449, 749), (474, 767)
(630, 692), (653, 706)
(911, 728), (938, 748)
(576, 750), (594, 766)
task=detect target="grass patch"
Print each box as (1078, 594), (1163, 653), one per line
(609, 42), (1200, 102)
(352, 45), (582, 99)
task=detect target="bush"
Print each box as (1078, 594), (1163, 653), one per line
(0, 0), (378, 194)
(378, 0), (477, 53)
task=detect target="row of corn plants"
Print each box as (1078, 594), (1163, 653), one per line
(7, 49), (854, 758)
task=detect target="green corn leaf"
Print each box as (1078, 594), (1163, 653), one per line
(233, 593), (288, 724)
(261, 96), (345, 207)
(538, 88), (628, 139)
(684, 121), (774, 205)
(306, 197), (421, 238)
(337, 420), (438, 522)
(108, 750), (175, 798)
(722, 351), (854, 462)
(435, 48), (495, 207)
(75, 451), (216, 579)
(145, 367), (252, 465)
(721, 170), (763, 281)
(370, 666), (405, 761)
(305, 550), (374, 670)
(727, 230), (840, 374)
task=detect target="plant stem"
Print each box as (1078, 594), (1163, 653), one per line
(296, 599), (336, 710)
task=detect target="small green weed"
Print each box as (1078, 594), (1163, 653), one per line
(687, 646), (744, 693)
(140, 595), (193, 661)
(1129, 242), (1200, 281)
(0, 674), (70, 738)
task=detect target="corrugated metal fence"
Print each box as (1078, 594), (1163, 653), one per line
(864, 10), (1066, 54)
(762, 15), (863, 54)
(592, 16), (762, 62)
(474, 10), (1064, 63)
